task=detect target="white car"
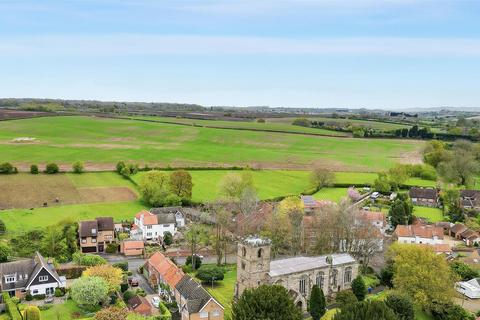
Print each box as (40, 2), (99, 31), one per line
(151, 296), (160, 308)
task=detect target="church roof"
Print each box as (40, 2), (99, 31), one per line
(268, 253), (355, 277)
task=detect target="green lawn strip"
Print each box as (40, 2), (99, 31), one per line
(413, 206), (444, 222)
(312, 188), (349, 203)
(0, 200), (146, 234)
(405, 178), (436, 187)
(189, 264), (236, 320)
(67, 172), (136, 189)
(321, 308), (339, 320)
(0, 116), (422, 172)
(130, 116), (349, 137)
(39, 300), (94, 319)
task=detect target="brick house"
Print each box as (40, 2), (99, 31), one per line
(79, 217), (115, 253)
(409, 187), (439, 207)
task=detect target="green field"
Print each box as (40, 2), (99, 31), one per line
(413, 206), (444, 222)
(312, 187), (349, 203)
(131, 116), (350, 136)
(1, 200), (146, 234)
(267, 116), (411, 131)
(0, 116), (422, 171)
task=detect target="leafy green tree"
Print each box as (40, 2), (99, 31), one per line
(373, 172), (391, 193)
(309, 284), (326, 320)
(45, 163), (59, 174)
(218, 171), (254, 199)
(30, 164), (39, 174)
(336, 290), (358, 306)
(292, 117), (311, 127)
(333, 301), (398, 320)
(352, 276), (367, 301)
(429, 301), (475, 320)
(139, 170), (170, 206)
(196, 265), (224, 283)
(94, 306), (129, 320)
(388, 165), (409, 186)
(71, 276), (109, 310)
(310, 167), (335, 190)
(438, 149), (478, 186)
(163, 231), (173, 246)
(0, 162), (15, 174)
(384, 293), (414, 320)
(41, 225), (69, 262)
(0, 219), (6, 235)
(450, 261), (479, 281)
(169, 170), (193, 199)
(72, 251), (107, 266)
(185, 224), (209, 271)
(116, 161), (126, 174)
(389, 243), (456, 309)
(72, 161), (84, 173)
(389, 198), (413, 228)
(232, 285), (303, 320)
(0, 243), (12, 263)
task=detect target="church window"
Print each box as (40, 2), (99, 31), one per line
(242, 247), (247, 257)
(257, 248), (262, 258)
(316, 272), (324, 288)
(299, 275), (308, 295)
(344, 267), (352, 284)
(332, 269), (338, 287)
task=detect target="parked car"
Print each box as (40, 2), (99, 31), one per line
(151, 296), (160, 308)
(128, 277), (139, 287)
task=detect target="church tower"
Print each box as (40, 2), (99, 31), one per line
(235, 236), (271, 299)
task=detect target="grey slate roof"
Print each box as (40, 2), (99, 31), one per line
(268, 253), (356, 277)
(154, 212), (176, 225)
(0, 258), (35, 291)
(175, 275), (214, 314)
(27, 251), (62, 287)
(409, 187), (438, 200)
(151, 207), (184, 215)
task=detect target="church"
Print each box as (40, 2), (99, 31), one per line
(234, 236), (359, 310)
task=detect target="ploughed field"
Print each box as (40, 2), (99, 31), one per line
(0, 115), (422, 171)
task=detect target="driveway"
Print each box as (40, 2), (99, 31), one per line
(103, 254), (154, 295)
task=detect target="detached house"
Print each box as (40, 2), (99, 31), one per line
(132, 210), (176, 241)
(461, 190), (480, 211)
(0, 252), (66, 298)
(394, 224), (444, 245)
(151, 207), (186, 228)
(79, 217), (115, 253)
(409, 187), (439, 207)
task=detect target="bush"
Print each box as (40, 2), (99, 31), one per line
(72, 161), (84, 173)
(106, 243), (119, 254)
(292, 117), (310, 127)
(186, 255), (202, 270)
(116, 161), (126, 174)
(196, 265), (224, 283)
(163, 231), (173, 246)
(136, 288), (146, 297)
(25, 292), (33, 301)
(33, 294), (46, 300)
(429, 301), (475, 320)
(113, 261), (129, 272)
(56, 265), (87, 279)
(54, 287), (65, 297)
(123, 290), (136, 302)
(24, 305), (41, 320)
(164, 193), (182, 206)
(385, 293), (414, 320)
(72, 251), (107, 266)
(3, 292), (22, 320)
(159, 302), (173, 320)
(257, 118), (266, 123)
(336, 290), (358, 306)
(334, 300), (397, 320)
(120, 283), (129, 293)
(0, 162), (17, 174)
(45, 163), (59, 174)
(181, 264), (192, 273)
(38, 304), (53, 311)
(450, 261), (479, 281)
(352, 276), (367, 301)
(30, 164), (39, 174)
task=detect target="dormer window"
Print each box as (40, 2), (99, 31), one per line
(5, 275), (16, 283)
(24, 274), (28, 279)
(39, 275), (48, 282)
(91, 228), (97, 235)
(18, 274), (23, 280)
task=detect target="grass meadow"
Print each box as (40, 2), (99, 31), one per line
(0, 116), (422, 171)
(413, 206), (444, 222)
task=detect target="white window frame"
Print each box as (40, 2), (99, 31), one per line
(200, 311), (209, 318)
(212, 310), (221, 317)
(5, 275), (16, 283)
(39, 275), (48, 282)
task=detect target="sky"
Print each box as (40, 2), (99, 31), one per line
(1, 0), (480, 109)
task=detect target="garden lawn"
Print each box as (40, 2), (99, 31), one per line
(321, 308), (339, 320)
(190, 265), (236, 320)
(39, 300), (94, 320)
(0, 116), (422, 171)
(413, 206), (444, 222)
(405, 178), (436, 187)
(0, 200), (146, 234)
(313, 188), (349, 203)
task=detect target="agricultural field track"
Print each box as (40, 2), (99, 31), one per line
(0, 172), (137, 210)
(0, 115), (423, 171)
(0, 108), (57, 120)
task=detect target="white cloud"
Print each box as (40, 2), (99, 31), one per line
(2, 34), (480, 57)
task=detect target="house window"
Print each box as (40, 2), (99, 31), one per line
(344, 267), (352, 284)
(81, 238), (86, 244)
(32, 289), (38, 294)
(39, 275), (48, 282)
(147, 225), (152, 229)
(316, 272), (324, 288)
(24, 274), (28, 279)
(5, 276), (15, 283)
(91, 228), (97, 235)
(212, 310), (221, 317)
(200, 311), (208, 318)
(299, 275), (308, 295)
(92, 238), (97, 243)
(147, 233), (152, 237)
(163, 224), (170, 227)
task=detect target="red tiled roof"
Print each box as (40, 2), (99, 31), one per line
(135, 210), (150, 219)
(418, 243), (452, 253)
(147, 252), (184, 288)
(357, 211), (386, 223)
(394, 224), (444, 239)
(135, 210), (158, 225)
(123, 240), (144, 250)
